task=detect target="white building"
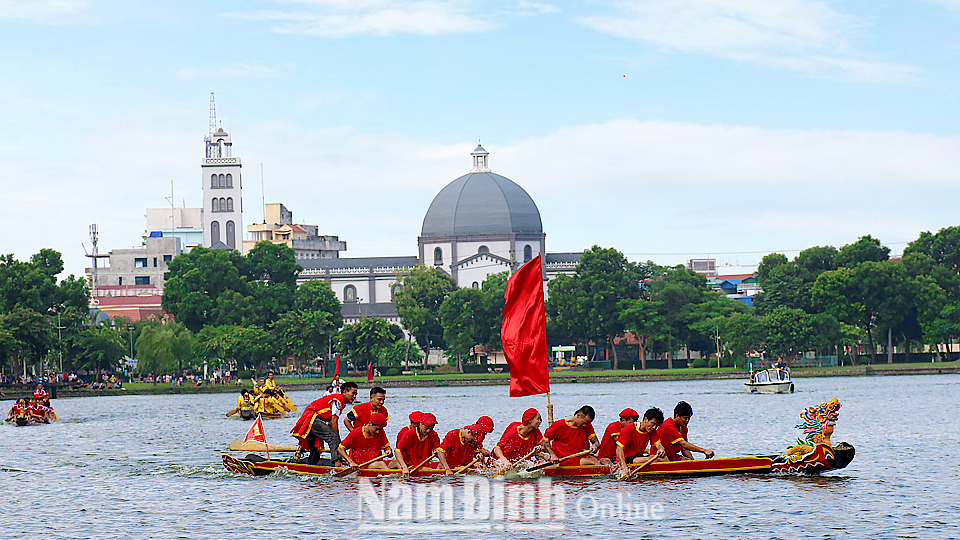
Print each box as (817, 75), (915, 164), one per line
(202, 127), (242, 249)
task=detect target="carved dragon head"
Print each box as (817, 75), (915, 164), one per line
(794, 398), (841, 447)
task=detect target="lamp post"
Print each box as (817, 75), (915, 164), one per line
(127, 323), (135, 376)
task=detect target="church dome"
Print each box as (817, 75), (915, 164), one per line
(421, 148), (542, 237)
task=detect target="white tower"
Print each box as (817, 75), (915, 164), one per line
(201, 93), (242, 249)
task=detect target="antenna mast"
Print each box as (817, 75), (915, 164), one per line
(89, 224), (99, 300)
(209, 92), (217, 136)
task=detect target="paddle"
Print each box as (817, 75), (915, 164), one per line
(617, 453), (659, 481)
(226, 408), (239, 417)
(229, 440), (302, 452)
(333, 453), (390, 478)
(496, 447), (542, 476)
(408, 451), (438, 475)
(526, 449), (593, 472)
(453, 454), (482, 475)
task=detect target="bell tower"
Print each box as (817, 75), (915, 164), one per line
(201, 93), (243, 249)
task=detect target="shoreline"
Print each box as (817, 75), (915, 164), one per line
(16, 363), (957, 399)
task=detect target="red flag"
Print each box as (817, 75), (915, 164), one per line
(367, 360), (374, 381)
(244, 413), (267, 444)
(501, 254), (550, 397)
(333, 353), (340, 378)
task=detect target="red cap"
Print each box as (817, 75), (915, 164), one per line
(468, 424), (484, 440)
(409, 411), (423, 423)
(522, 408), (539, 424)
(476, 416), (494, 433)
(370, 412), (387, 427)
(420, 413), (438, 426)
(620, 408), (639, 420)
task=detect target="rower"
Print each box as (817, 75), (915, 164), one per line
(396, 411), (423, 443)
(290, 381), (360, 466)
(472, 416), (495, 456)
(338, 412), (393, 470)
(616, 407), (666, 475)
(6, 398), (29, 426)
(437, 423), (487, 475)
(657, 401), (714, 461)
(492, 408), (547, 468)
(32, 383), (49, 406)
(344, 386), (389, 431)
(390, 412), (440, 476)
(262, 372), (277, 392)
(542, 405), (601, 466)
(598, 408), (640, 465)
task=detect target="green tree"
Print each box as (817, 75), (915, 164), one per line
(762, 306), (815, 358)
(393, 265), (457, 355)
(295, 279), (344, 327)
(162, 247), (247, 332)
(338, 317), (404, 372)
(0, 308), (55, 373)
(835, 235), (889, 268)
(618, 298), (667, 369)
(193, 324), (272, 373)
(74, 325), (126, 376)
(271, 310), (339, 374)
(644, 266), (709, 368)
(135, 321), (195, 374)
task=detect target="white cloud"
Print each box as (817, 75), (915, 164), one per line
(517, 1), (558, 15)
(228, 0), (492, 37)
(580, 0), (917, 82)
(176, 62), (285, 81)
(0, 0), (85, 22)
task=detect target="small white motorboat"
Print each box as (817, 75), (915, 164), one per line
(745, 368), (794, 393)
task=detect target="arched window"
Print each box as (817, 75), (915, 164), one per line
(218, 174), (225, 188)
(226, 197), (234, 212)
(225, 173), (233, 188)
(212, 198), (219, 212)
(472, 281), (479, 289)
(219, 197), (226, 211)
(524, 245), (533, 262)
(434, 247), (443, 266)
(344, 285), (357, 302)
(211, 174), (217, 188)
(226, 221), (235, 249)
(210, 221), (220, 244)
(478, 245), (489, 254)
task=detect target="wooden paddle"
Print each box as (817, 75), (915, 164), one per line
(333, 453), (389, 478)
(617, 453), (659, 481)
(526, 449), (593, 472)
(496, 447), (542, 476)
(453, 454), (482, 475)
(226, 408), (239, 417)
(229, 440), (302, 452)
(408, 451), (438, 475)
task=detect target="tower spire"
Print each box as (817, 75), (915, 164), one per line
(209, 92), (217, 136)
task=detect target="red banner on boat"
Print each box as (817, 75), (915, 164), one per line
(244, 414), (267, 444)
(501, 254), (550, 397)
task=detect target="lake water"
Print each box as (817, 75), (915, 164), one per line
(2, 375), (958, 539)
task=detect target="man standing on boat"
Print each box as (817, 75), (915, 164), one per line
(492, 408), (547, 467)
(344, 386), (389, 431)
(657, 401), (714, 461)
(616, 407), (666, 474)
(390, 412), (440, 476)
(542, 405), (601, 466)
(597, 408), (640, 465)
(338, 412), (393, 470)
(291, 381), (359, 466)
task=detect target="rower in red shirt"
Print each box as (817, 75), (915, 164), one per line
(598, 408), (640, 465)
(6, 399), (29, 426)
(656, 401), (714, 461)
(437, 424), (486, 475)
(616, 407), (666, 475)
(32, 383), (49, 405)
(542, 405), (601, 466)
(473, 416), (495, 456)
(290, 381), (359, 466)
(396, 411), (423, 445)
(338, 412), (393, 470)
(390, 412), (440, 476)
(344, 386), (389, 431)
(493, 408), (547, 467)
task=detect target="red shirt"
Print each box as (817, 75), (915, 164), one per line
(439, 428), (477, 468)
(543, 418), (598, 458)
(494, 422), (544, 462)
(396, 426), (441, 466)
(598, 420), (626, 459)
(617, 422), (659, 457)
(340, 426), (390, 463)
(290, 394), (347, 447)
(657, 417), (688, 458)
(33, 389), (48, 400)
(346, 402), (389, 430)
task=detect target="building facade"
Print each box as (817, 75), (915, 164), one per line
(85, 235), (182, 293)
(243, 203), (347, 260)
(202, 127), (242, 249)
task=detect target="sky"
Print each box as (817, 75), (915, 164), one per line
(3, 0), (960, 279)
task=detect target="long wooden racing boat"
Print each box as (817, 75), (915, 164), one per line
(222, 454), (456, 477)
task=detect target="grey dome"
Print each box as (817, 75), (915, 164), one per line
(421, 171), (543, 237)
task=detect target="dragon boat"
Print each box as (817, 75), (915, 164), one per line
(222, 454), (459, 477)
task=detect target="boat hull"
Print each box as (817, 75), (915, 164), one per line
(745, 381), (794, 393)
(222, 454), (450, 477)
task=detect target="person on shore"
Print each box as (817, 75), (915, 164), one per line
(616, 407), (666, 475)
(657, 401), (714, 461)
(390, 412), (440, 476)
(542, 405), (601, 466)
(338, 412), (393, 470)
(344, 386), (389, 431)
(598, 408), (640, 465)
(291, 381), (359, 466)
(492, 408), (547, 468)
(437, 424), (487, 475)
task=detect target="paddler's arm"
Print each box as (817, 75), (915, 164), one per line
(393, 450), (410, 476)
(338, 445), (357, 467)
(679, 440), (714, 459)
(615, 443), (629, 473)
(436, 449), (454, 475)
(492, 446), (512, 468)
(542, 437), (561, 463)
(343, 415), (355, 431)
(589, 434), (600, 454)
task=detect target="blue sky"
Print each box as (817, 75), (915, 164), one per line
(3, 0), (960, 278)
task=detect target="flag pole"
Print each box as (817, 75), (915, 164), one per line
(546, 392), (554, 424)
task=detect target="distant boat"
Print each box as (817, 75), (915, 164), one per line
(746, 367), (794, 393)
